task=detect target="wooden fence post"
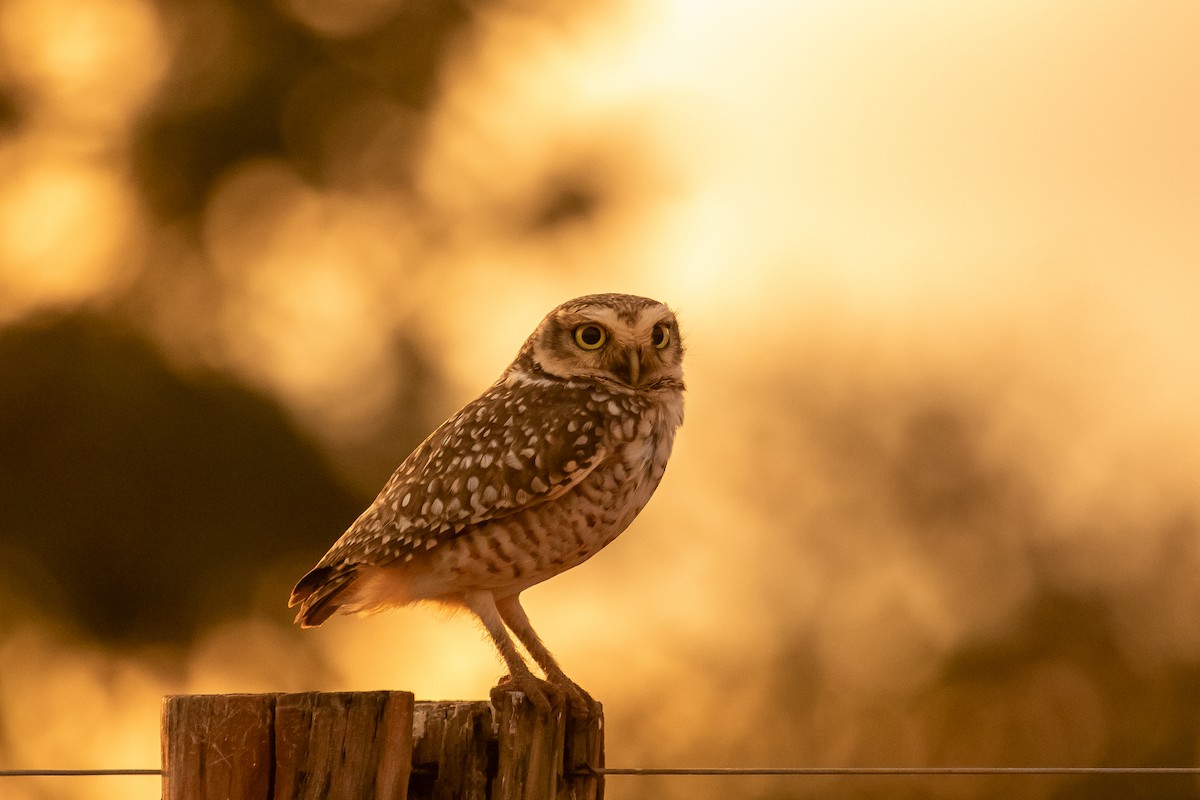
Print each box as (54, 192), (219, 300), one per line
(162, 692), (414, 800)
(489, 689), (603, 800)
(409, 700), (494, 800)
(161, 690), (603, 800)
(162, 693), (275, 800)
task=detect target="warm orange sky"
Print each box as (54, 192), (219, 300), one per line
(2, 0), (1197, 402)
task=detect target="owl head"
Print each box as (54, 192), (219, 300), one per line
(510, 293), (684, 390)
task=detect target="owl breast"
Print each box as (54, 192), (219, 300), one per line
(413, 385), (684, 600)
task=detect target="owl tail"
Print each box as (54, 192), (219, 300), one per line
(289, 564), (357, 628)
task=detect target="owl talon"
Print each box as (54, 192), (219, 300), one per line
(545, 674), (598, 718)
(496, 672), (595, 717)
(494, 673), (560, 714)
(564, 683), (598, 718)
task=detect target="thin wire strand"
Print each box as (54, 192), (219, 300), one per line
(0, 769), (161, 777)
(594, 767), (1200, 776)
(4, 766), (1200, 778)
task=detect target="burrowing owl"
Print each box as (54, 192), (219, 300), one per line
(290, 293), (685, 711)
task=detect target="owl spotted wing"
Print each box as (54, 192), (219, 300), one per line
(315, 380), (611, 571)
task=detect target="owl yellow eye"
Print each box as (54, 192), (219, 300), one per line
(574, 324), (607, 350)
(651, 323), (671, 349)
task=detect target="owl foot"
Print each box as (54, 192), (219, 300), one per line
(495, 672), (598, 717)
(494, 672), (562, 714)
(552, 676), (599, 718)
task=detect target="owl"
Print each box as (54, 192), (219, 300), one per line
(290, 293), (685, 712)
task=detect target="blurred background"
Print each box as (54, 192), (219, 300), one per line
(1, 0), (1199, 798)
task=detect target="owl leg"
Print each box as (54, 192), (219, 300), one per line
(463, 590), (557, 713)
(495, 593), (596, 715)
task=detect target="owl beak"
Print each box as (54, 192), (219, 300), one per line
(626, 349), (642, 387)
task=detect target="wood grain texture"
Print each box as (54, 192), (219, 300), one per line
(490, 688), (604, 800)
(274, 692), (413, 800)
(162, 692), (413, 800)
(161, 690), (599, 799)
(411, 701), (494, 800)
(162, 694), (274, 800)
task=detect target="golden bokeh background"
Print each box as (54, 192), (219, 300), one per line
(2, 1), (1199, 798)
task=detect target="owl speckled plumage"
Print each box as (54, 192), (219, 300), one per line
(290, 293), (685, 711)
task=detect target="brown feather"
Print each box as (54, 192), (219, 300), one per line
(290, 565), (357, 628)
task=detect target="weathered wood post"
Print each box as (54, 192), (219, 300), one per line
(162, 690), (603, 800)
(488, 688), (603, 800)
(162, 691), (414, 800)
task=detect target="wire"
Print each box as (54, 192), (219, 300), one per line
(0, 769), (161, 777)
(593, 767), (1200, 776)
